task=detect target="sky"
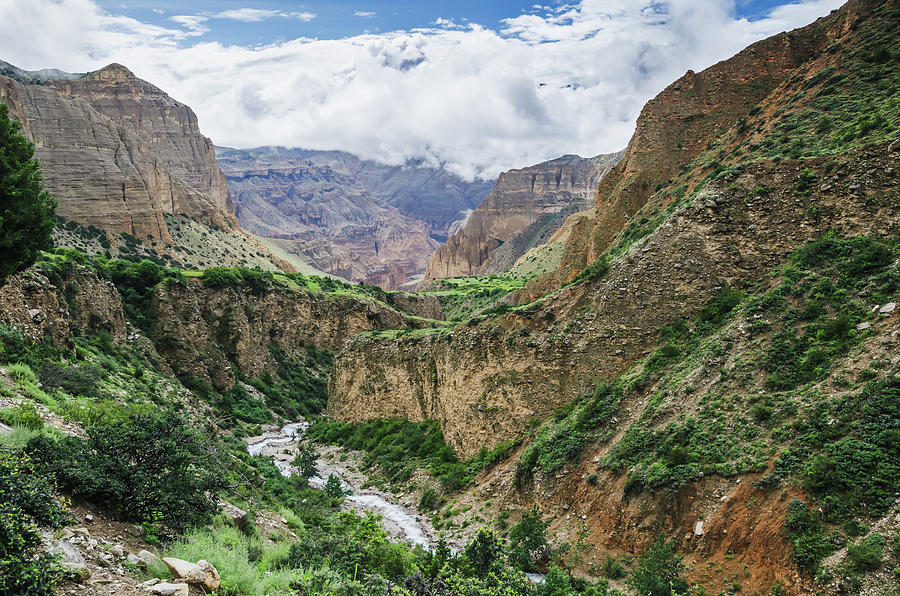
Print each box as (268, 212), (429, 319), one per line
(0, 0), (845, 180)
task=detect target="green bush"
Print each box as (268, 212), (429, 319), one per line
(847, 533), (884, 573)
(0, 448), (70, 595)
(0, 402), (43, 430)
(25, 410), (226, 533)
(630, 533), (688, 596)
(508, 506), (549, 572)
(39, 361), (104, 398)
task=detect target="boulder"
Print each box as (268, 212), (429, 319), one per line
(163, 557), (221, 591)
(137, 549), (161, 568)
(220, 500), (248, 529)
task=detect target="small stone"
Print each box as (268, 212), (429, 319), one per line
(149, 582), (189, 596)
(110, 545), (125, 558)
(126, 553), (141, 566)
(27, 308), (44, 322)
(141, 579), (160, 587)
(694, 521), (704, 536)
(879, 302), (896, 314)
(856, 322), (871, 331)
(72, 527), (90, 538)
(84, 514), (94, 523)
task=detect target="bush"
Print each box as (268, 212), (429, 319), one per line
(0, 402), (43, 430)
(39, 361), (104, 398)
(847, 533), (884, 573)
(26, 410), (226, 533)
(602, 554), (627, 579)
(630, 533), (688, 596)
(0, 448), (70, 595)
(0, 103), (57, 282)
(508, 506), (549, 572)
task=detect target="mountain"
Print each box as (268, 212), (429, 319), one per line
(424, 151), (624, 279)
(217, 147), (493, 240)
(0, 61), (291, 271)
(217, 146), (493, 289)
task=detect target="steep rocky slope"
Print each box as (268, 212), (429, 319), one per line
(516, 1), (885, 301)
(217, 146), (493, 239)
(222, 158), (438, 289)
(0, 63), (233, 241)
(0, 61), (293, 272)
(329, 145), (899, 456)
(425, 152), (623, 279)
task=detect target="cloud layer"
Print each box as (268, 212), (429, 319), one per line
(0, 0), (843, 179)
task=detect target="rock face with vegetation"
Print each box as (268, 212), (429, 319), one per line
(425, 152), (623, 279)
(0, 63), (235, 244)
(221, 156), (439, 289)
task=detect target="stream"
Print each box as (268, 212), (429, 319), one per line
(246, 422), (437, 550)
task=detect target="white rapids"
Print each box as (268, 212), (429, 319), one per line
(246, 422), (437, 550)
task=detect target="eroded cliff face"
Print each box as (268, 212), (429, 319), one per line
(0, 267), (127, 347)
(0, 63), (236, 244)
(328, 144), (900, 458)
(424, 152), (623, 280)
(150, 279), (431, 391)
(223, 161), (439, 289)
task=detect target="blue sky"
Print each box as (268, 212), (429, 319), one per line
(101, 0), (796, 45)
(2, 0), (844, 179)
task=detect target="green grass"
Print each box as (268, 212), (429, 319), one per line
(167, 521), (300, 595)
(422, 274), (531, 322)
(308, 418), (517, 492)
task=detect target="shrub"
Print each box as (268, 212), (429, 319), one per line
(39, 361), (104, 398)
(508, 506), (549, 572)
(0, 402), (43, 430)
(26, 410), (226, 533)
(847, 533), (884, 573)
(0, 448), (70, 595)
(292, 442), (319, 480)
(602, 554), (627, 579)
(630, 533), (688, 596)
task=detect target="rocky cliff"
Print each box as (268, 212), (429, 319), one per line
(220, 153), (442, 289)
(0, 62), (236, 245)
(217, 147), (493, 240)
(424, 152), (623, 279)
(0, 260), (433, 393)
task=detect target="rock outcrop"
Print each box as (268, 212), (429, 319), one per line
(0, 267), (126, 346)
(222, 159), (439, 289)
(0, 62), (236, 245)
(424, 152), (623, 279)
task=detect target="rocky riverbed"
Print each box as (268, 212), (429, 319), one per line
(246, 422), (440, 550)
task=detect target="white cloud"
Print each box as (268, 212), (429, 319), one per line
(170, 14), (209, 35)
(0, 0), (845, 180)
(214, 8), (281, 22)
(432, 17), (466, 30)
(354, 11), (376, 18)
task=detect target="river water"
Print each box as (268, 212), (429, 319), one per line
(246, 422), (436, 549)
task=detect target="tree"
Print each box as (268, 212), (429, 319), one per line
(293, 441), (319, 479)
(0, 103), (57, 281)
(631, 533), (689, 596)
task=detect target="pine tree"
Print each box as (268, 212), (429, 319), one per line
(0, 103), (57, 281)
